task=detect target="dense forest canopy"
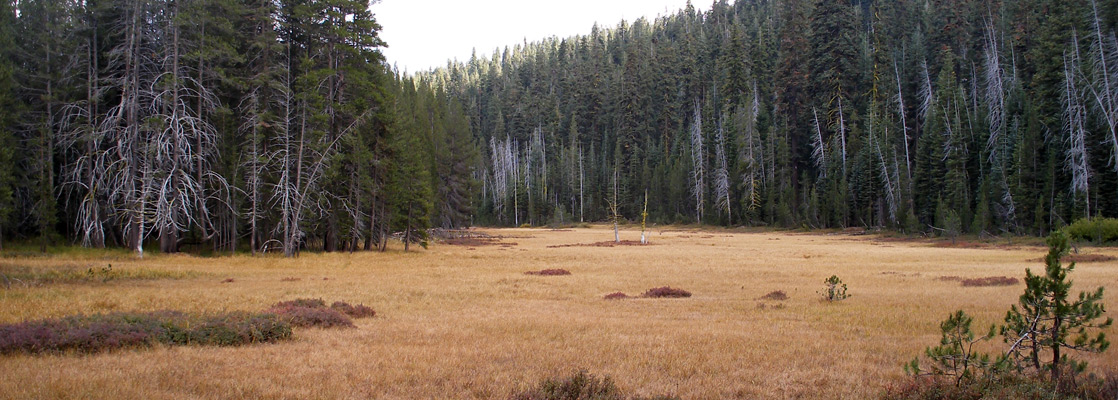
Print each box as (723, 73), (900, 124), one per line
(0, 0), (476, 255)
(1, 0), (1118, 255)
(424, 0), (1118, 237)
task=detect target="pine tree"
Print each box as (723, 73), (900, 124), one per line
(1002, 230), (1112, 382)
(0, 0), (17, 250)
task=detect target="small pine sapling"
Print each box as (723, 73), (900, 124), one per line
(1001, 230), (1112, 383)
(820, 275), (848, 302)
(906, 310), (995, 386)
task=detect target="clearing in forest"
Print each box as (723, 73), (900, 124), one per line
(0, 226), (1115, 399)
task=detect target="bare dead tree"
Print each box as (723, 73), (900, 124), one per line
(1064, 38), (1092, 217)
(609, 164), (620, 243)
(1087, 0), (1118, 173)
(740, 83), (762, 212)
(811, 107), (827, 178)
(893, 58), (912, 181)
(714, 112), (731, 222)
(836, 97), (848, 176)
(689, 101), (704, 223)
(919, 58), (935, 121)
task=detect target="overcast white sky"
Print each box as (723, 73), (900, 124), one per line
(373, 0), (698, 73)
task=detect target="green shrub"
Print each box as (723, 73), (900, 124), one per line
(1064, 217), (1118, 244)
(820, 275), (848, 302)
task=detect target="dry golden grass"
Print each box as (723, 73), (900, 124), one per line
(1, 226), (1116, 399)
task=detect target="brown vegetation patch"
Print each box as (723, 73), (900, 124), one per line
(546, 240), (649, 248)
(961, 276), (1019, 287)
(881, 271), (921, 277)
(524, 268), (571, 276)
(641, 286), (691, 298)
(931, 240), (989, 248)
(603, 292), (630, 300)
(265, 298), (374, 328)
(1028, 253), (1118, 263)
(757, 290), (788, 301)
(443, 237), (504, 247)
(280, 277), (300, 282)
(329, 301), (376, 318)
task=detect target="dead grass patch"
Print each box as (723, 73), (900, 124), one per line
(0, 264), (199, 288)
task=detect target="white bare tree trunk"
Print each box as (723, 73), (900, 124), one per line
(689, 101), (704, 223)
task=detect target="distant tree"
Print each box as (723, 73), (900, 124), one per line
(0, 0), (16, 251)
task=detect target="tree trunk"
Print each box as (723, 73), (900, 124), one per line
(160, 229), (178, 253)
(1051, 315), (1062, 382)
(404, 203), (413, 252)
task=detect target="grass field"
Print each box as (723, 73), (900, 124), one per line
(1, 226), (1116, 399)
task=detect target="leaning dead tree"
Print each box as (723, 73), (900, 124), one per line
(1064, 35), (1092, 217)
(689, 101), (705, 223)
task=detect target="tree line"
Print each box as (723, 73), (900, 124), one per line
(0, 0), (475, 255)
(423, 0), (1118, 236)
(3, 0), (1118, 256)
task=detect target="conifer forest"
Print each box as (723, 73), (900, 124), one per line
(2, 0), (1118, 255)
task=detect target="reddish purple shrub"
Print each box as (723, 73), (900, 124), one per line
(266, 299), (353, 328)
(641, 286), (692, 298)
(525, 268), (572, 276)
(272, 298), (327, 309)
(961, 276), (1019, 287)
(603, 292), (630, 300)
(758, 290), (789, 301)
(330, 302), (376, 319)
(0, 311), (290, 355)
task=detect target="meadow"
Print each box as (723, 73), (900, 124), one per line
(0, 226), (1115, 399)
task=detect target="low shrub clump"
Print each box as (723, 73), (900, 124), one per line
(0, 311), (291, 355)
(525, 268), (572, 276)
(510, 369), (680, 400)
(960, 276), (1019, 287)
(641, 286), (691, 298)
(1065, 217), (1118, 244)
(330, 301), (376, 318)
(603, 292), (630, 300)
(266, 298), (377, 328)
(267, 298), (352, 328)
(758, 290), (789, 301)
(884, 369), (1118, 400)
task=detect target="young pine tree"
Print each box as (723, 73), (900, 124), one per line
(1002, 230), (1113, 382)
